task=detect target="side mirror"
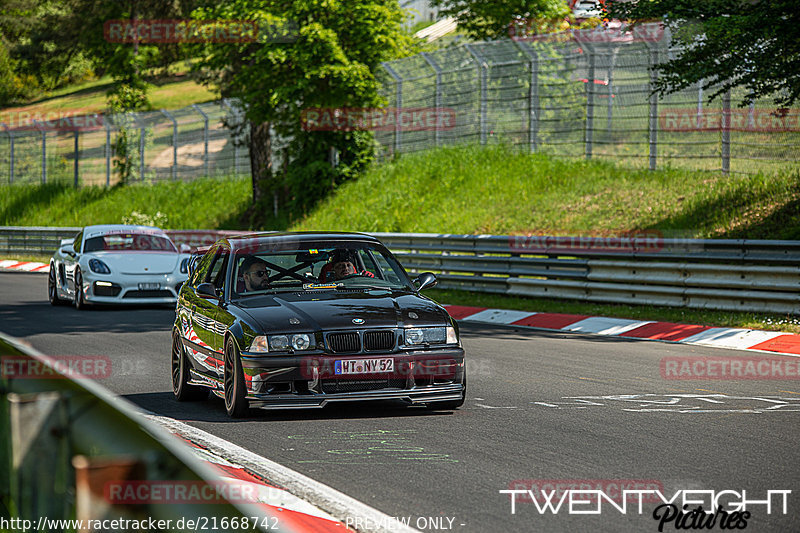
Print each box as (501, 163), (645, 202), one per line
(196, 283), (219, 300)
(414, 272), (438, 291)
(179, 244), (191, 254)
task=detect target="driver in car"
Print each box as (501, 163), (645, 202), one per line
(320, 250), (375, 282)
(241, 256), (271, 291)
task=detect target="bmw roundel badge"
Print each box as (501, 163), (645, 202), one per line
(352, 318), (365, 325)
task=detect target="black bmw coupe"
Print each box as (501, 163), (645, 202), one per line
(171, 232), (466, 417)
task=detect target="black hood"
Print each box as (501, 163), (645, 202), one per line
(233, 289), (450, 333)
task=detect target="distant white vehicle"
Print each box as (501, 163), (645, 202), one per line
(48, 224), (191, 309)
(573, 0), (603, 20)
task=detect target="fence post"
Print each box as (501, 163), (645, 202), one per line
(220, 99), (241, 175)
(160, 110), (178, 180)
(607, 46), (618, 135)
(646, 41), (659, 171)
(382, 63), (403, 156)
(582, 40), (596, 160)
(191, 104), (210, 176)
(722, 89), (731, 174)
(514, 41), (539, 152)
(465, 44), (488, 145)
(697, 79), (704, 128)
(33, 120), (47, 184)
(73, 127), (79, 188)
(104, 120), (112, 186)
(1, 123), (12, 184)
(421, 53), (442, 147)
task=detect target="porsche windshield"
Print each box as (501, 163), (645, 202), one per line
(83, 233), (177, 253)
(231, 241), (413, 297)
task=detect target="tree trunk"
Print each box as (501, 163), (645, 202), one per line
(249, 121), (272, 205)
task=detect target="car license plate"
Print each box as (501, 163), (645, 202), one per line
(138, 282), (161, 290)
(335, 358), (394, 375)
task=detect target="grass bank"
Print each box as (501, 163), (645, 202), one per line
(0, 178), (250, 229)
(291, 144), (800, 239)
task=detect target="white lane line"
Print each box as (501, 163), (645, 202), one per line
(461, 309), (535, 324)
(145, 413), (420, 533)
(563, 316), (654, 336)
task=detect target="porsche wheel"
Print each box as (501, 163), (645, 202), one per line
(73, 269), (87, 310)
(48, 265), (66, 306)
(172, 331), (208, 401)
(224, 337), (249, 418)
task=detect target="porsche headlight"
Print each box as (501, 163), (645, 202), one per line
(405, 327), (449, 345)
(89, 258), (111, 274)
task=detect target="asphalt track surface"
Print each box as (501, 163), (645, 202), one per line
(2, 271), (799, 533)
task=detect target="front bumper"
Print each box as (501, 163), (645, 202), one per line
(197, 348), (466, 409)
(82, 271), (185, 304)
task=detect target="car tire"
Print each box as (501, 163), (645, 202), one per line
(48, 265), (66, 306)
(73, 269), (88, 310)
(427, 373), (466, 410)
(224, 337), (249, 418)
(171, 331), (208, 401)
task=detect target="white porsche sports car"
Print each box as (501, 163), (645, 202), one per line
(48, 224), (191, 309)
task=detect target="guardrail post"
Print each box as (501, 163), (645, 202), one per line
(382, 63), (403, 156)
(33, 120), (47, 184)
(465, 44), (489, 145)
(722, 89), (731, 174)
(160, 109), (178, 180)
(421, 53), (443, 147)
(191, 104), (210, 176)
(1, 123), (13, 184)
(514, 41), (539, 152)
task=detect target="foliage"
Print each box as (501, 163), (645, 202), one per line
(608, 0), (800, 107)
(188, 0), (415, 210)
(121, 210), (168, 227)
(107, 83), (150, 185)
(429, 0), (569, 40)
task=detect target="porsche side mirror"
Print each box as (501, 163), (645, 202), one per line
(196, 283), (218, 299)
(179, 244), (191, 254)
(414, 272), (438, 291)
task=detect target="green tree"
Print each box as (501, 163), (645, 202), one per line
(429, 0), (569, 40)
(189, 0), (413, 213)
(608, 0), (800, 106)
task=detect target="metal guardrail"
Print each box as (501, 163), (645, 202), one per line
(373, 233), (800, 315)
(0, 331), (289, 532)
(1, 227), (798, 314)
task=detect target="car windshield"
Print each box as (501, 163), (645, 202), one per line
(230, 240), (413, 298)
(83, 232), (177, 253)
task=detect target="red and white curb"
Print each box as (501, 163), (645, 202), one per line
(444, 305), (800, 358)
(145, 414), (418, 533)
(0, 260), (49, 272)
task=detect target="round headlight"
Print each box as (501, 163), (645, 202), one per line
(268, 335), (289, 350)
(291, 334), (311, 350)
(406, 329), (424, 345)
